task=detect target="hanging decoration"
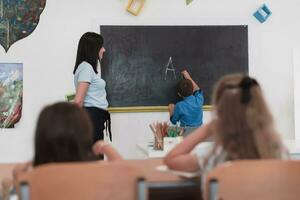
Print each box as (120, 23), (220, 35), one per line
(126, 0), (145, 16)
(0, 0), (46, 52)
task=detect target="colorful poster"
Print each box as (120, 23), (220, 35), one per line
(0, 0), (46, 52)
(0, 63), (23, 128)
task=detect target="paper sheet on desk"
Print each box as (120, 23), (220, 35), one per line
(155, 165), (200, 178)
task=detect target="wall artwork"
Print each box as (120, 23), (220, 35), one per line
(0, 0), (46, 52)
(253, 4), (272, 23)
(126, 0), (145, 16)
(0, 63), (23, 128)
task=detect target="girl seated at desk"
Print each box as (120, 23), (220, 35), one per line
(1, 102), (121, 199)
(164, 74), (289, 185)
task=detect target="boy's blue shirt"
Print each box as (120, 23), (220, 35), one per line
(170, 89), (204, 127)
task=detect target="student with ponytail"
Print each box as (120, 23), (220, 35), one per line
(164, 74), (288, 181)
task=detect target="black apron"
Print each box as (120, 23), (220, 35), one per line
(84, 107), (112, 142)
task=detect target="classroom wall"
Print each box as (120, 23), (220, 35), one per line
(294, 48), (300, 141)
(0, 0), (299, 162)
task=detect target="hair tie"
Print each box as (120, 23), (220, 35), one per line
(239, 76), (258, 104)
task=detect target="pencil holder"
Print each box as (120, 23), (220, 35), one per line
(149, 121), (168, 150)
(154, 136), (163, 150)
(167, 126), (184, 137)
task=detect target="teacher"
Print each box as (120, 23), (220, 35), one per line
(73, 32), (111, 144)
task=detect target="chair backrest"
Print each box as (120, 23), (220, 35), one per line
(138, 178), (201, 200)
(204, 160), (300, 200)
(17, 161), (142, 200)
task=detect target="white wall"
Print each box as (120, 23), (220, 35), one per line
(294, 48), (300, 140)
(0, 0), (299, 162)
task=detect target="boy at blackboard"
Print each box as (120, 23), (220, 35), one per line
(168, 70), (204, 136)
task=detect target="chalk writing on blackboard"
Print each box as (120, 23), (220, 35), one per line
(164, 57), (177, 81)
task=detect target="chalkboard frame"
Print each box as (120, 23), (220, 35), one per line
(100, 25), (248, 113)
(107, 105), (213, 113)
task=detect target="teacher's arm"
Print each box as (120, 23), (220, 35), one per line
(164, 123), (212, 172)
(74, 82), (89, 107)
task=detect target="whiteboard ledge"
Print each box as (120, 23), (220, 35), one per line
(108, 105), (213, 113)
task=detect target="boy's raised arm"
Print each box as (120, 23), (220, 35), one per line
(181, 70), (200, 92)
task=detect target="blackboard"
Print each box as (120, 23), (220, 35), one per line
(100, 25), (248, 109)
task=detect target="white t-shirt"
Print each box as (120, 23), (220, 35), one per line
(74, 61), (108, 110)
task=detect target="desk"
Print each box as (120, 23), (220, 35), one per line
(283, 140), (300, 159)
(137, 140), (300, 160)
(137, 142), (212, 159)
(123, 159), (185, 182)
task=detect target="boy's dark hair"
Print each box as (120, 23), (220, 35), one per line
(177, 79), (193, 97)
(33, 102), (96, 166)
(73, 32), (104, 74)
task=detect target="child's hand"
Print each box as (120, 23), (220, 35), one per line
(168, 104), (174, 111)
(93, 140), (123, 161)
(168, 104), (175, 115)
(92, 140), (108, 156)
(13, 162), (32, 179)
(181, 70), (192, 80)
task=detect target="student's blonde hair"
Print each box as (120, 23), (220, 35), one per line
(209, 74), (284, 160)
